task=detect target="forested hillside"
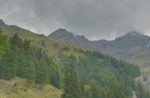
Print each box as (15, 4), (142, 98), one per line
(49, 29), (150, 97)
(0, 21), (141, 98)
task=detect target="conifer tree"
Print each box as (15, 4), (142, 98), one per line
(35, 49), (49, 86)
(0, 50), (17, 80)
(61, 55), (83, 98)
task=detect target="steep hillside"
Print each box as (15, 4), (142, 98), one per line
(49, 28), (150, 95)
(0, 20), (83, 59)
(0, 19), (141, 98)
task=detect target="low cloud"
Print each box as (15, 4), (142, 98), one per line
(0, 0), (150, 40)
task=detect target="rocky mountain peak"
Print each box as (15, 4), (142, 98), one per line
(115, 31), (146, 41)
(125, 31), (143, 37)
(48, 28), (74, 40)
(48, 28), (89, 44)
(0, 19), (6, 26)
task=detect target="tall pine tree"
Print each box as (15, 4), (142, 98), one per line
(61, 55), (84, 98)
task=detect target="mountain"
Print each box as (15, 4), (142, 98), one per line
(106, 31), (150, 52)
(49, 28), (89, 48)
(49, 28), (88, 42)
(49, 28), (74, 40)
(49, 29), (150, 67)
(49, 29), (150, 94)
(0, 19), (5, 26)
(49, 29), (104, 49)
(0, 19), (141, 98)
(97, 31), (150, 66)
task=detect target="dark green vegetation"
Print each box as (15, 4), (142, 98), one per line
(62, 56), (84, 98)
(0, 27), (141, 98)
(0, 28), (9, 58)
(0, 33), (49, 85)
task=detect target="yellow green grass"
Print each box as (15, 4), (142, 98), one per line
(0, 77), (62, 98)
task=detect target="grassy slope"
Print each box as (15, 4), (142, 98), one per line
(0, 77), (62, 98)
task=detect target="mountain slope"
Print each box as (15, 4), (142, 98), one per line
(49, 29), (150, 94)
(0, 19), (140, 98)
(49, 29), (150, 67)
(99, 31), (150, 66)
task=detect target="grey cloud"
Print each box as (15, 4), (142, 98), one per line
(0, 0), (150, 40)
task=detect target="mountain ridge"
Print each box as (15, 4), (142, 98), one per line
(49, 28), (88, 42)
(48, 29), (150, 66)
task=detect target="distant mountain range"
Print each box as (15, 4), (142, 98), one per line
(49, 29), (150, 67)
(1, 18), (150, 67)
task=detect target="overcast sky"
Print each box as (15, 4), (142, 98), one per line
(0, 0), (150, 40)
